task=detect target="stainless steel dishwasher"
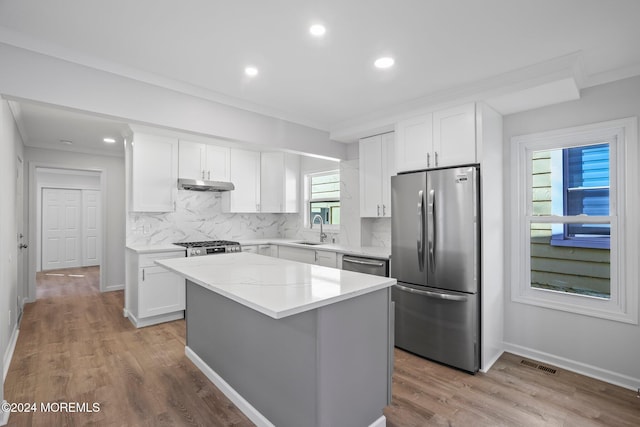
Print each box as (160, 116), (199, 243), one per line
(342, 255), (389, 277)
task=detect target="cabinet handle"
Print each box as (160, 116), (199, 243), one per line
(383, 204), (386, 216)
(315, 251), (318, 262)
(142, 268), (145, 281)
(201, 170), (205, 179)
(435, 151), (439, 166)
(377, 205), (380, 216)
(427, 152), (431, 167)
(208, 171), (211, 180)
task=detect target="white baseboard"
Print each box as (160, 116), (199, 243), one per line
(3, 326), (19, 382)
(103, 284), (124, 292)
(369, 415), (387, 427)
(185, 346), (275, 427)
(480, 349), (505, 373)
(1, 400), (10, 426)
(504, 342), (640, 391)
(127, 311), (184, 328)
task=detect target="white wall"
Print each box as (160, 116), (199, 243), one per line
(0, 99), (24, 408)
(503, 76), (640, 389)
(0, 43), (347, 161)
(24, 147), (125, 294)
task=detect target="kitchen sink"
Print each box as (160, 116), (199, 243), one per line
(294, 241), (324, 246)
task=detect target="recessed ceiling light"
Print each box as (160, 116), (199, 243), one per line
(60, 139), (73, 145)
(244, 66), (259, 77)
(103, 137), (116, 144)
(374, 57), (395, 69)
(309, 24), (326, 37)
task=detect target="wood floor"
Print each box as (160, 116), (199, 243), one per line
(4, 269), (640, 426)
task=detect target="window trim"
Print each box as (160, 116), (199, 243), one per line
(510, 117), (638, 324)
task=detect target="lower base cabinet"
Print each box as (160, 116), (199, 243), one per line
(277, 245), (337, 268)
(126, 250), (186, 327)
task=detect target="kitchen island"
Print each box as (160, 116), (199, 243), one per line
(157, 252), (395, 427)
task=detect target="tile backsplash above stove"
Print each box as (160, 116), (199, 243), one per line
(127, 190), (301, 246)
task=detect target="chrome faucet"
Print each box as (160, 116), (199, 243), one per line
(311, 214), (328, 243)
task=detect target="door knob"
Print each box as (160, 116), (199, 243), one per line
(19, 243), (28, 249)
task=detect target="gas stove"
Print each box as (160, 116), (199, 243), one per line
(174, 240), (242, 257)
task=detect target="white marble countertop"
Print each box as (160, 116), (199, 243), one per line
(239, 238), (391, 260)
(126, 243), (186, 254)
(156, 252), (395, 319)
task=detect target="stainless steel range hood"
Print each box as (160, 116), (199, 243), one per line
(178, 178), (235, 191)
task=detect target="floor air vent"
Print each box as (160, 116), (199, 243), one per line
(520, 359), (557, 375)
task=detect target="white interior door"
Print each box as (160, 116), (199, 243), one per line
(42, 188), (82, 270)
(82, 189), (101, 267)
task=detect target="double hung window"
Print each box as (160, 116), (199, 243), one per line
(511, 118), (637, 323)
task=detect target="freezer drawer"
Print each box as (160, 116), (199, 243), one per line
(392, 282), (479, 372)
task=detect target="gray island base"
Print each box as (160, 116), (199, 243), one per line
(186, 280), (392, 427)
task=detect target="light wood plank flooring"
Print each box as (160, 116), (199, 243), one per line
(4, 269), (639, 426)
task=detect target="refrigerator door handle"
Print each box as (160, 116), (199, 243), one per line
(417, 190), (425, 271)
(395, 284), (468, 302)
(427, 188), (435, 272)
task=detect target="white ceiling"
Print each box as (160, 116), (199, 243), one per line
(2, 0), (640, 152)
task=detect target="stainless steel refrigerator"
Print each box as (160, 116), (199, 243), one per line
(391, 166), (480, 372)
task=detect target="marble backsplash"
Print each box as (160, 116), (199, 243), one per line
(127, 159), (393, 248)
(127, 190), (302, 245)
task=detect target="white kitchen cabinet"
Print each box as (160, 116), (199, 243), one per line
(395, 102), (476, 172)
(359, 132), (395, 217)
(178, 140), (230, 181)
(395, 113), (433, 173)
(222, 148), (261, 212)
(260, 152), (300, 213)
(125, 249), (185, 328)
(432, 103), (476, 168)
(278, 245), (315, 264)
(314, 250), (337, 268)
(130, 133), (178, 212)
(277, 245), (338, 268)
(242, 244), (277, 257)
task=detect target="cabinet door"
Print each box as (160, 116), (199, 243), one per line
(260, 152), (299, 213)
(132, 133), (178, 212)
(205, 145), (231, 181)
(178, 140), (205, 180)
(227, 149), (261, 212)
(260, 152), (284, 212)
(315, 250), (337, 268)
(395, 114), (433, 173)
(433, 103), (476, 167)
(359, 135), (383, 217)
(278, 246), (315, 264)
(258, 245), (276, 257)
(242, 245), (258, 253)
(381, 132), (395, 217)
(138, 266), (185, 318)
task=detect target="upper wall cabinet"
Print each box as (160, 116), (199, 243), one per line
(178, 140), (230, 181)
(130, 133), (178, 212)
(222, 148), (261, 213)
(260, 152), (300, 213)
(360, 132), (395, 217)
(222, 149), (300, 213)
(395, 103), (476, 172)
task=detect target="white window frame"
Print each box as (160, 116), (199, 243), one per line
(510, 117), (638, 324)
(305, 170), (340, 231)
